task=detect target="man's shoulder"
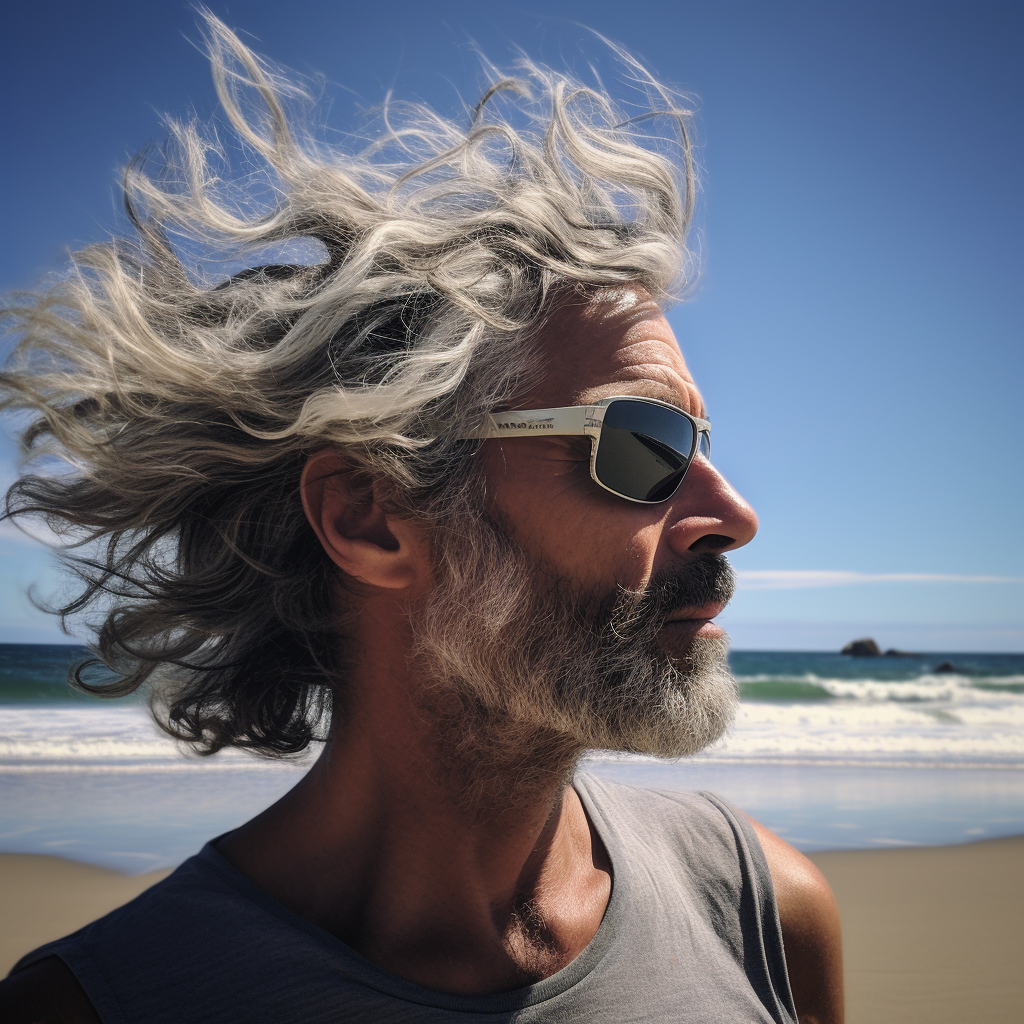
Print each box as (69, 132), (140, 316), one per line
(0, 956), (102, 1024)
(6, 854), (201, 975)
(747, 815), (839, 915)
(2, 848), (242, 1024)
(745, 817), (844, 1023)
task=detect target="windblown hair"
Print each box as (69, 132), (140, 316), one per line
(0, 13), (697, 756)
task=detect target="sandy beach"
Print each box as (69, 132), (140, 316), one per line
(1, 836), (1020, 1022)
(808, 834), (1024, 1023)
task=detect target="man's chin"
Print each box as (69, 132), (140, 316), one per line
(582, 633), (739, 760)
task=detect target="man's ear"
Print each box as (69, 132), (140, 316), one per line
(300, 451), (428, 590)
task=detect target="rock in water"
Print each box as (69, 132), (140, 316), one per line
(841, 638), (881, 657)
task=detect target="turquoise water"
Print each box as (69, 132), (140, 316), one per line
(730, 650), (1024, 699)
(2, 643), (1023, 870)
(5, 644), (1022, 704)
(0, 644), (126, 703)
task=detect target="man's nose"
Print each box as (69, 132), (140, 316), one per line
(664, 455), (759, 556)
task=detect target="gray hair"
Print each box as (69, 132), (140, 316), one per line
(0, 13), (697, 756)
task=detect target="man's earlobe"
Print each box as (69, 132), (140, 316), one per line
(300, 451), (426, 590)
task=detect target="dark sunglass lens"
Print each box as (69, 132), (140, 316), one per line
(595, 399), (696, 502)
(699, 430), (711, 461)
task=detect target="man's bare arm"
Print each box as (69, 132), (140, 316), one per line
(0, 956), (102, 1024)
(747, 815), (844, 1024)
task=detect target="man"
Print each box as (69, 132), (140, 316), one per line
(0, 14), (842, 1023)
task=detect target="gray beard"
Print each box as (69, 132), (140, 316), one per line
(410, 502), (738, 775)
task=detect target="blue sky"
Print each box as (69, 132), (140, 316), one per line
(1, 1), (1021, 650)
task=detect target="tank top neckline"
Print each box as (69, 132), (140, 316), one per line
(196, 772), (623, 1013)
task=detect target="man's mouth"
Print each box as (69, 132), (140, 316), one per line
(663, 602), (727, 624)
(659, 603), (728, 650)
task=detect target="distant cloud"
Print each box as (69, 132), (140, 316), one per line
(735, 570), (1024, 590)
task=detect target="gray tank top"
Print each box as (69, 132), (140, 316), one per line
(14, 774), (797, 1023)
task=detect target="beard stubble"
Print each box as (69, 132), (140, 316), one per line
(408, 500), (739, 807)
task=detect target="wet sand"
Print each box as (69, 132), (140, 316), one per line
(2, 837), (1022, 1022)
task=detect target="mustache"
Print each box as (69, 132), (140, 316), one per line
(643, 553), (736, 617)
(599, 554), (736, 640)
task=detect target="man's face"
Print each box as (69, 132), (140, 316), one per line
(479, 287), (758, 658)
(411, 288), (758, 760)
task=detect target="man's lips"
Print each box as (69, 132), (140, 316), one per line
(663, 602), (727, 624)
(659, 603), (728, 647)
(657, 603), (727, 654)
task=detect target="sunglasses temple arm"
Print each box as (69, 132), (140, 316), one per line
(466, 406), (602, 439)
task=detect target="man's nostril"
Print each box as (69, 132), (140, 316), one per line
(689, 534), (734, 553)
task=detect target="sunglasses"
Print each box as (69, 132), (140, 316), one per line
(465, 396), (711, 504)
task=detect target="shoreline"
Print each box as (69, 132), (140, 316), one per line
(3, 835), (1022, 1022)
(4, 760), (1024, 874)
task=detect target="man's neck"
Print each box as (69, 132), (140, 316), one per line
(216, 660), (611, 994)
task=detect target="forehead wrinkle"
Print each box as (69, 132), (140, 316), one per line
(578, 360), (706, 418)
(584, 333), (685, 380)
(531, 293), (709, 415)
(610, 334), (683, 363)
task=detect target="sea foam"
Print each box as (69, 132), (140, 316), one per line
(3, 684), (1022, 769)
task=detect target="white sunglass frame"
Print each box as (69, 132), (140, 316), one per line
(465, 395), (712, 504)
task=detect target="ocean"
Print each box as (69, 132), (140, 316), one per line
(2, 643), (1023, 872)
